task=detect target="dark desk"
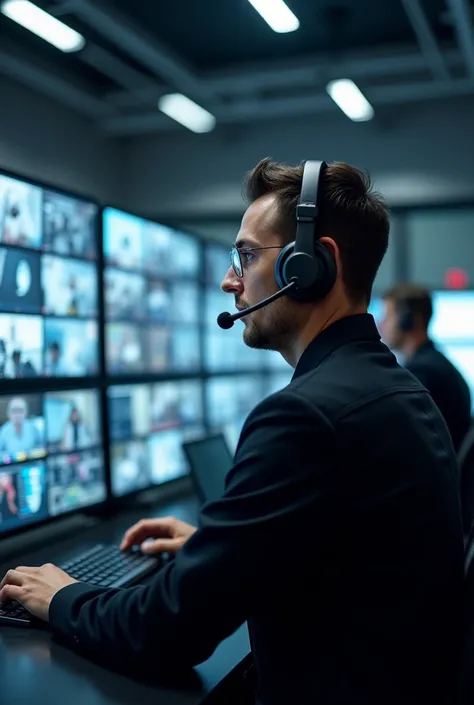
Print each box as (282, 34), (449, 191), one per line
(0, 492), (250, 705)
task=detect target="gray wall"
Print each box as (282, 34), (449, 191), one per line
(0, 77), (122, 204)
(122, 95), (474, 220)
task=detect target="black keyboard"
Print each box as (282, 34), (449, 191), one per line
(0, 543), (162, 627)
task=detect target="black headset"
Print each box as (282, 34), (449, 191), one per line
(398, 304), (414, 332)
(274, 160), (337, 303)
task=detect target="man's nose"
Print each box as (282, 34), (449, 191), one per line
(221, 266), (244, 295)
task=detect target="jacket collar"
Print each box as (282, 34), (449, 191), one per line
(292, 313), (381, 380)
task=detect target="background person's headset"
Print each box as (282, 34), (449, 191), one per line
(397, 302), (414, 332)
(217, 160), (337, 329)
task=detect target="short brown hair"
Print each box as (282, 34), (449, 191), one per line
(244, 158), (390, 303)
(382, 283), (433, 329)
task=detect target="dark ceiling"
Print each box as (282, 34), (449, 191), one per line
(109, 0), (453, 71)
(0, 0), (472, 135)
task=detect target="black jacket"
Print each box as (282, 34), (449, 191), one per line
(50, 314), (464, 705)
(405, 339), (472, 452)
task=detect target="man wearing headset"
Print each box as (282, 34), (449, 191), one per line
(380, 284), (471, 453)
(0, 159), (463, 705)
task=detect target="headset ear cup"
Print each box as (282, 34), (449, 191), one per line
(399, 309), (413, 332)
(288, 242), (336, 303)
(274, 242), (295, 289)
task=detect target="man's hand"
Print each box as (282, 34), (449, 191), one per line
(120, 516), (197, 555)
(0, 564), (78, 622)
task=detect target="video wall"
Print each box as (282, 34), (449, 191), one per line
(0, 167), (292, 531)
(0, 169), (103, 538)
(108, 380), (205, 497)
(103, 207), (201, 376)
(0, 172), (100, 379)
(0, 389), (105, 533)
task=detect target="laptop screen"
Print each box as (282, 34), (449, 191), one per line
(183, 434), (233, 504)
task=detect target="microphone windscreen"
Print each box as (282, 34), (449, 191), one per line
(217, 311), (235, 329)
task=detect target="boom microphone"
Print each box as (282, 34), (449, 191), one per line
(217, 280), (297, 329)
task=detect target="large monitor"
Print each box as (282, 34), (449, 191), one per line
(430, 291), (474, 410)
(0, 389), (105, 537)
(108, 380), (205, 497)
(0, 170), (100, 379)
(103, 207), (201, 376)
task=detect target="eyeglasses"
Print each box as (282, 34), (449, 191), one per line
(230, 245), (283, 278)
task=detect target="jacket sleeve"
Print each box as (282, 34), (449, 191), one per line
(49, 390), (336, 669)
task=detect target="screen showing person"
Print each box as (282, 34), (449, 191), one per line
(105, 269), (146, 321)
(106, 323), (145, 374)
(0, 394), (45, 466)
(44, 319), (98, 377)
(0, 174), (42, 249)
(147, 326), (171, 372)
(45, 389), (100, 454)
(110, 440), (150, 496)
(42, 255), (98, 318)
(430, 291), (474, 342)
(103, 207), (143, 270)
(0, 314), (43, 378)
(107, 384), (151, 442)
(47, 449), (106, 516)
(171, 326), (200, 371)
(205, 244), (229, 287)
(0, 246), (42, 314)
(0, 461), (47, 534)
(150, 380), (203, 432)
(43, 190), (97, 259)
(170, 282), (199, 324)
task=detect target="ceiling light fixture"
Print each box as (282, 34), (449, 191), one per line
(158, 94), (216, 133)
(326, 79), (374, 121)
(0, 0), (85, 52)
(247, 0), (300, 33)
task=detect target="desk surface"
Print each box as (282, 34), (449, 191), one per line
(0, 493), (250, 705)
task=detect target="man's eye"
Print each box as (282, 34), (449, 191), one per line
(242, 252), (254, 263)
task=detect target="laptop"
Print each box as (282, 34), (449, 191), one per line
(183, 433), (233, 504)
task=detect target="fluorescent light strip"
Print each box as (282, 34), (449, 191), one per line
(158, 94), (216, 133)
(1, 0), (85, 53)
(326, 79), (374, 122)
(247, 0), (299, 33)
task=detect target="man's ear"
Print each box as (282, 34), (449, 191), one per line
(319, 236), (341, 271)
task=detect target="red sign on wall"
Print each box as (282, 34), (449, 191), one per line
(444, 268), (469, 289)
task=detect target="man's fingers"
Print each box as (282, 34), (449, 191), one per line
(140, 537), (184, 555)
(0, 569), (25, 591)
(14, 566), (39, 574)
(120, 518), (174, 550)
(0, 584), (24, 605)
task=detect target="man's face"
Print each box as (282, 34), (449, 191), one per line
(380, 298), (404, 349)
(9, 400), (26, 425)
(221, 194), (303, 352)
